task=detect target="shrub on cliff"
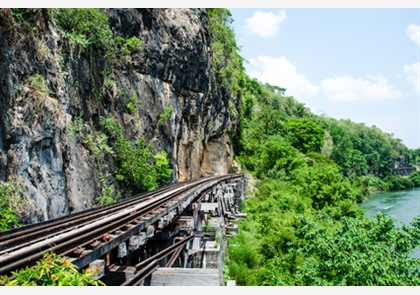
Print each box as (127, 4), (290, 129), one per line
(54, 8), (112, 50)
(0, 177), (27, 231)
(100, 117), (173, 193)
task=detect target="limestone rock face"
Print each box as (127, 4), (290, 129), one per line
(0, 8), (239, 224)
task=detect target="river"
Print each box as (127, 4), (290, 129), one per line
(359, 187), (420, 258)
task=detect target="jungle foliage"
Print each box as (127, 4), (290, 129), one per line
(206, 9), (420, 286)
(224, 77), (420, 286)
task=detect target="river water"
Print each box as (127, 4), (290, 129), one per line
(359, 187), (420, 258)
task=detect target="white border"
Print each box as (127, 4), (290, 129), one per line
(1, 1), (420, 8)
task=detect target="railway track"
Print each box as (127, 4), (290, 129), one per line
(0, 174), (243, 279)
(122, 233), (195, 286)
(0, 178), (196, 252)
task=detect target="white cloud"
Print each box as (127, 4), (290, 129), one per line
(245, 10), (287, 38)
(321, 75), (403, 102)
(403, 62), (420, 94)
(248, 55), (320, 98)
(407, 24), (420, 45)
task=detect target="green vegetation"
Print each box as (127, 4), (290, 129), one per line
(67, 115), (120, 206)
(255, 213), (420, 286)
(11, 8), (142, 72)
(0, 252), (105, 286)
(321, 118), (415, 178)
(11, 8), (38, 22)
(10, 9), (113, 50)
(54, 8), (112, 50)
(82, 132), (115, 162)
(126, 93), (140, 113)
(223, 82), (420, 284)
(67, 115), (84, 139)
(153, 151), (173, 185)
(97, 172), (121, 206)
(292, 214), (420, 285)
(285, 118), (325, 154)
(25, 74), (49, 97)
(100, 117), (173, 193)
(206, 8), (420, 286)
(115, 36), (143, 55)
(0, 177), (27, 231)
(207, 9), (245, 121)
(157, 106), (173, 127)
(67, 115), (172, 204)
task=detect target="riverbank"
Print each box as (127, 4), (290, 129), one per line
(360, 187), (420, 226)
(358, 171), (420, 201)
(359, 187), (420, 258)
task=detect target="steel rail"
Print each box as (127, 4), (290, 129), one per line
(0, 181), (199, 275)
(0, 174), (243, 277)
(166, 246), (183, 267)
(122, 234), (195, 286)
(0, 183), (171, 239)
(68, 174), (243, 270)
(123, 260), (159, 286)
(0, 179), (197, 252)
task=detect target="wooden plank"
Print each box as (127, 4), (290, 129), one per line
(150, 268), (221, 286)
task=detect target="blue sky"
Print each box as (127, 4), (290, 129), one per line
(229, 8), (420, 149)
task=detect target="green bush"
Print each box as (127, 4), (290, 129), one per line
(0, 177), (27, 231)
(11, 8), (39, 22)
(54, 9), (112, 50)
(386, 175), (414, 191)
(114, 36), (143, 64)
(25, 74), (49, 97)
(255, 135), (304, 179)
(409, 171), (420, 187)
(115, 36), (143, 55)
(157, 106), (173, 127)
(115, 137), (158, 191)
(126, 93), (139, 113)
(97, 172), (121, 206)
(0, 252), (105, 286)
(154, 151), (173, 184)
(358, 174), (390, 195)
(100, 117), (173, 193)
(67, 115), (84, 140)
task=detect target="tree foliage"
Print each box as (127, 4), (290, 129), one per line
(292, 214), (420, 286)
(211, 8), (420, 285)
(285, 118), (325, 154)
(54, 8), (112, 50)
(207, 8), (245, 98)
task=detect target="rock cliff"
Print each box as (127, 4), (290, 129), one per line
(0, 8), (239, 224)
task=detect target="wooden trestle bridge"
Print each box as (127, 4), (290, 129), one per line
(0, 173), (246, 286)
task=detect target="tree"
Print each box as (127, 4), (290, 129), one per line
(292, 214), (420, 286)
(255, 135), (304, 179)
(285, 118), (325, 154)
